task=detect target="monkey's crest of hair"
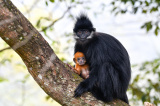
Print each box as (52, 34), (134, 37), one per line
(73, 14), (96, 32)
(74, 52), (85, 58)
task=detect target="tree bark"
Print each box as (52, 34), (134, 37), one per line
(0, 0), (128, 105)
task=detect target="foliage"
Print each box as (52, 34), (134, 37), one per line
(110, 0), (160, 105)
(129, 59), (160, 105)
(111, 0), (160, 36)
(0, 77), (8, 82)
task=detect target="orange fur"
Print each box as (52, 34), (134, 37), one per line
(74, 52), (89, 79)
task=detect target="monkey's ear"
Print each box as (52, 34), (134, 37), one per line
(73, 58), (76, 63)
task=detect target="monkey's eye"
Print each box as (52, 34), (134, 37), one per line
(77, 58), (80, 61)
(77, 31), (82, 35)
(85, 30), (89, 34)
(82, 57), (85, 60)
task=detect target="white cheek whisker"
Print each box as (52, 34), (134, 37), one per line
(87, 31), (94, 39)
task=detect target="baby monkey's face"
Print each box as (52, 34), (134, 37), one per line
(77, 56), (86, 65)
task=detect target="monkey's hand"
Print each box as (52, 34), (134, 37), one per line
(74, 81), (88, 97)
(65, 63), (75, 71)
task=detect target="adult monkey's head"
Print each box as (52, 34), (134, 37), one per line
(73, 14), (96, 42)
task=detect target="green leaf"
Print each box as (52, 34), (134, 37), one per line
(45, 1), (48, 6)
(142, 95), (147, 102)
(133, 75), (140, 83)
(154, 26), (159, 36)
(130, 0), (134, 5)
(45, 95), (51, 101)
(146, 21), (152, 32)
(141, 21), (152, 32)
(36, 19), (41, 28)
(115, 11), (119, 16)
(0, 77), (8, 82)
(132, 88), (144, 99)
(111, 7), (117, 12)
(156, 0), (160, 3)
(133, 7), (138, 14)
(1, 58), (11, 64)
(142, 9), (147, 13)
(145, 1), (149, 6)
(24, 74), (30, 80)
(152, 83), (160, 92)
(111, 1), (115, 5)
(121, 0), (127, 4)
(141, 24), (146, 29)
(153, 64), (159, 73)
(150, 7), (158, 13)
(50, 0), (55, 3)
(121, 10), (127, 14)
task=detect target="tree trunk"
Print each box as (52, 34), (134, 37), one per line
(0, 0), (128, 105)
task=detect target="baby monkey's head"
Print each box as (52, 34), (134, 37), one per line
(73, 52), (86, 65)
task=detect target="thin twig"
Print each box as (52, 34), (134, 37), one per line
(0, 47), (11, 52)
(26, 0), (40, 14)
(40, 6), (72, 32)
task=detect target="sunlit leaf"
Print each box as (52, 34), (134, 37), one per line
(115, 11), (119, 16)
(0, 77), (8, 82)
(111, 7), (117, 13)
(133, 75), (140, 83)
(36, 19), (41, 28)
(1, 58), (11, 64)
(50, 0), (55, 3)
(153, 64), (159, 73)
(139, 1), (143, 5)
(24, 74), (30, 79)
(141, 21), (152, 32)
(146, 21), (152, 32)
(130, 0), (134, 5)
(111, 1), (115, 5)
(121, 10), (127, 14)
(133, 7), (138, 14)
(45, 95), (51, 101)
(154, 26), (159, 36)
(150, 7), (158, 13)
(142, 9), (147, 13)
(145, 1), (149, 6)
(45, 1), (48, 6)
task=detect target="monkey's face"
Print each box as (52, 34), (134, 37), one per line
(76, 29), (91, 40)
(76, 57), (86, 65)
(74, 29), (94, 42)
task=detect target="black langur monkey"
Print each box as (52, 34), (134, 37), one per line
(73, 14), (131, 104)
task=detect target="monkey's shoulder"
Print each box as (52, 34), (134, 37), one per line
(82, 64), (89, 69)
(94, 32), (118, 40)
(75, 64), (89, 74)
(93, 32), (124, 47)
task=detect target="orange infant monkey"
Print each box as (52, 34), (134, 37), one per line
(73, 52), (89, 79)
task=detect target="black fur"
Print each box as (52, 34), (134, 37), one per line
(73, 14), (95, 32)
(73, 14), (131, 104)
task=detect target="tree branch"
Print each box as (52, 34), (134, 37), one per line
(41, 6), (72, 32)
(0, 47), (11, 52)
(0, 0), (128, 105)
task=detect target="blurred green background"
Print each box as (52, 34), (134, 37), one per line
(0, 0), (160, 106)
